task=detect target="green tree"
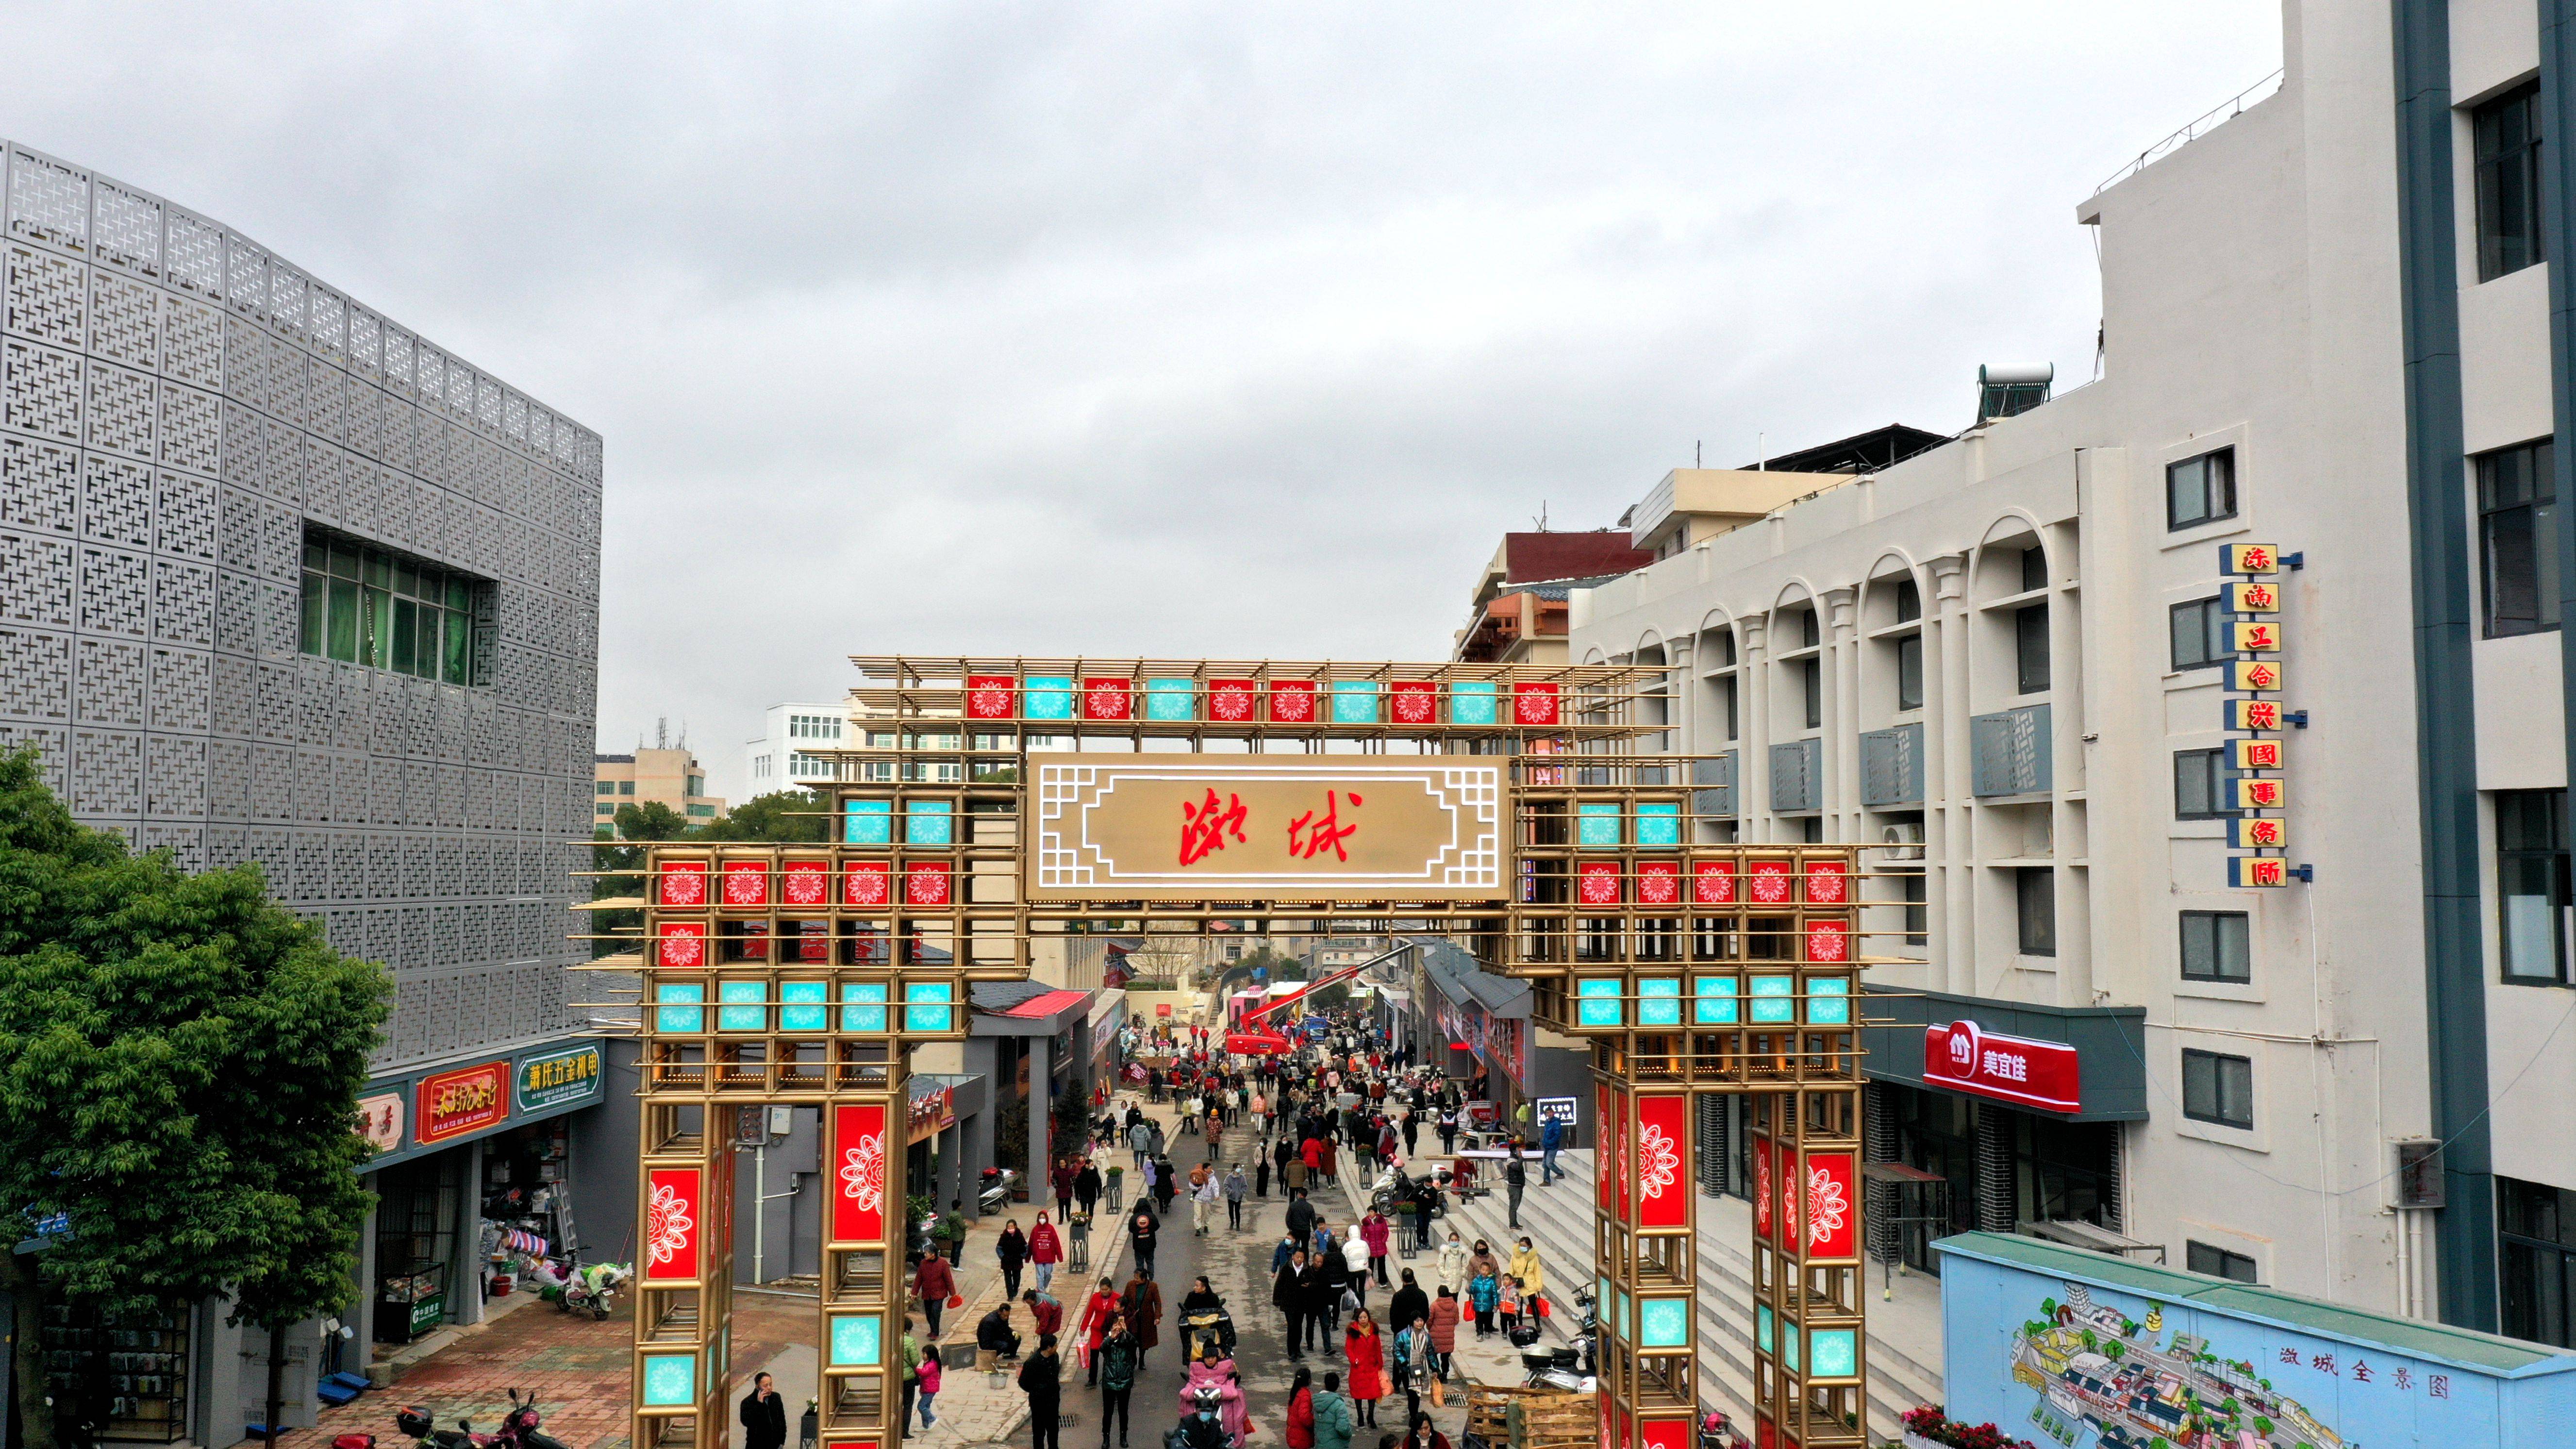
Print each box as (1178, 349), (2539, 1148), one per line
(0, 750), (391, 1449)
(589, 801), (697, 957)
(698, 790), (829, 843)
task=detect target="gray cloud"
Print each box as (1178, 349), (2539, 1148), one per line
(1, 1), (2278, 796)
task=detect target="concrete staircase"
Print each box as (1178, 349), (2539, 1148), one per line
(1437, 1149), (1943, 1442)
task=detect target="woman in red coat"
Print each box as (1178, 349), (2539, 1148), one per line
(1286, 1366), (1316, 1449)
(1030, 1211), (1064, 1294)
(1343, 1308), (1386, 1426)
(1077, 1284), (1123, 1385)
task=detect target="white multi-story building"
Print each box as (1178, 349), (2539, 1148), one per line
(743, 700), (851, 793)
(1567, 0), (2576, 1350)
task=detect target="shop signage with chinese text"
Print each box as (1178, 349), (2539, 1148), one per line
(415, 1060), (510, 1146)
(515, 1043), (605, 1114)
(357, 1093), (406, 1156)
(1923, 1021), (2080, 1114)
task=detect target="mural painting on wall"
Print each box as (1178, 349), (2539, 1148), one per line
(2007, 1281), (2361, 1449)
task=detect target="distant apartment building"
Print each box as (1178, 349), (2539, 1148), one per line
(1451, 528), (1650, 664)
(1564, 0), (2576, 1352)
(743, 700), (850, 792)
(593, 746), (723, 832)
(0, 141), (610, 1436)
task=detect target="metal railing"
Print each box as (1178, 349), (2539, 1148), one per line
(2094, 68), (2285, 197)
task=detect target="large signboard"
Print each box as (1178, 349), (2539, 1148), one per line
(1924, 1020), (2081, 1114)
(1938, 1232), (2576, 1448)
(1028, 760), (1503, 899)
(415, 1060), (510, 1146)
(516, 1043), (605, 1113)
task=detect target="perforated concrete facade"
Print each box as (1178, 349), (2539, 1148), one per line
(0, 141), (601, 1071)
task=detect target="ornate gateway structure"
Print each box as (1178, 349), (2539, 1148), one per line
(605, 658), (1879, 1449)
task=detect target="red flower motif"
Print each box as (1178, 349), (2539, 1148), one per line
(1209, 682), (1256, 721)
(1807, 921), (1848, 962)
(721, 863), (767, 907)
(1692, 862), (1736, 904)
(658, 924), (705, 968)
(1749, 863), (1792, 903)
(1806, 861), (1846, 903)
(1391, 683), (1436, 724)
(843, 863), (890, 908)
(1512, 683), (1559, 726)
(905, 864), (951, 907)
(659, 864), (706, 907)
(783, 863), (828, 906)
(1637, 863), (1680, 905)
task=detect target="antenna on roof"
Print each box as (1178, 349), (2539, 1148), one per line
(1695, 440), (1701, 468)
(1757, 434), (1766, 472)
(1531, 500), (1548, 532)
(656, 716), (668, 750)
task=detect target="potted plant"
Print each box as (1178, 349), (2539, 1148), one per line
(1898, 1407), (2036, 1449)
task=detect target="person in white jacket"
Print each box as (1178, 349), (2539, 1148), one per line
(1343, 1225), (1372, 1311)
(1193, 1166), (1223, 1236)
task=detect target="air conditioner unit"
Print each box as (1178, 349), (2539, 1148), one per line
(1881, 823), (1925, 861)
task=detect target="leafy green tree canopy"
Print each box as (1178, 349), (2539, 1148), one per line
(697, 790), (829, 843)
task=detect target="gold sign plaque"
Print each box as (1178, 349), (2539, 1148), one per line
(1029, 759), (1503, 899)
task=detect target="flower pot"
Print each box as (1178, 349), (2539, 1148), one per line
(1901, 1435), (1944, 1449)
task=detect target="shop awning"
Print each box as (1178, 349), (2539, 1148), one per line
(997, 989), (1088, 1019)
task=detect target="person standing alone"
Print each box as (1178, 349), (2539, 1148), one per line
(738, 1371), (786, 1449)
(1020, 1333), (1063, 1449)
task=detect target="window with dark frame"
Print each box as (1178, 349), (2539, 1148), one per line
(1901, 867), (1928, 946)
(2016, 603), (2050, 693)
(2497, 788), (2571, 984)
(1800, 609), (1820, 648)
(2167, 449), (2238, 531)
(1895, 633), (1924, 712)
(2170, 596), (2230, 671)
(299, 530), (481, 684)
(1716, 675), (1739, 741)
(2016, 868), (2056, 956)
(2180, 910), (2252, 983)
(2501, 1175), (2576, 1348)
(2475, 81), (2545, 283)
(2174, 748), (2227, 820)
(2021, 547), (2047, 593)
(1895, 578), (1921, 622)
(2479, 439), (2559, 637)
(1800, 658), (1822, 731)
(2181, 1048), (2254, 1129)
(2186, 1241), (2259, 1284)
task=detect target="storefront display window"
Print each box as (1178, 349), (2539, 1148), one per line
(376, 1151), (461, 1342)
(1887, 1086), (1978, 1273)
(43, 1305), (190, 1443)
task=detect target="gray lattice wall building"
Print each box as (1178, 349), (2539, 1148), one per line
(0, 141), (601, 1080)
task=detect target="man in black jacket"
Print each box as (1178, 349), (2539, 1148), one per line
(738, 1372), (787, 1449)
(1019, 1334), (1064, 1449)
(1285, 1188), (1317, 1252)
(1387, 1268), (1430, 1345)
(978, 1303), (1023, 1362)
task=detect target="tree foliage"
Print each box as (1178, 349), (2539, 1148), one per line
(0, 750), (390, 1443)
(697, 790), (830, 843)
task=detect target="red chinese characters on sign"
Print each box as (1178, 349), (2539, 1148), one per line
(2238, 740), (2283, 769)
(356, 1093), (405, 1156)
(843, 860), (891, 909)
(1923, 1020), (2081, 1113)
(1287, 791), (1362, 861)
(1180, 788), (1249, 866)
(966, 674), (1018, 719)
(1207, 680), (1258, 722)
(1634, 1094), (1688, 1229)
(1512, 682), (1560, 727)
(1692, 859), (1736, 904)
(415, 1061), (509, 1146)
(831, 1103), (888, 1243)
(644, 1166), (702, 1280)
(1806, 919), (1848, 963)
(721, 860), (768, 908)
(1081, 677), (1132, 721)
(1805, 859), (1847, 903)
(904, 862), (952, 908)
(2238, 659), (2282, 691)
(1390, 681), (1437, 724)
(2237, 699), (2282, 731)
(658, 859), (708, 907)
(1636, 860), (1681, 906)
(2240, 818), (2287, 849)
(1268, 681), (1317, 723)
(2241, 779), (2285, 809)
(1577, 860), (1623, 906)
(656, 920), (707, 968)
(781, 859), (830, 908)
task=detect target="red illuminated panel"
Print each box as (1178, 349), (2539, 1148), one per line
(1752, 1134), (1774, 1242)
(1596, 1081), (1614, 1212)
(1805, 920), (1849, 964)
(1389, 681), (1437, 725)
(831, 1103), (889, 1243)
(1635, 860), (1681, 906)
(657, 859), (708, 907)
(643, 1167), (702, 1281)
(781, 858), (831, 909)
(1692, 859), (1737, 905)
(719, 859), (768, 909)
(1268, 681), (1317, 723)
(1080, 677), (1132, 720)
(1609, 1082), (1631, 1223)
(965, 674), (1017, 719)
(1512, 681), (1560, 727)
(1634, 1094), (1689, 1229)
(1576, 860), (1623, 906)
(1803, 1151), (1858, 1260)
(655, 920), (707, 968)
(1747, 860), (1794, 905)
(1637, 1419), (1689, 1449)
(1804, 859), (1846, 904)
(904, 861), (953, 908)
(842, 860), (892, 910)
(1207, 680), (1258, 722)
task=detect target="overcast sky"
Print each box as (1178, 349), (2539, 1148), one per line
(7, 3), (2280, 801)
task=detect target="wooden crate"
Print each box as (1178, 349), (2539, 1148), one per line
(1505, 1393), (1595, 1449)
(1465, 1386), (1548, 1443)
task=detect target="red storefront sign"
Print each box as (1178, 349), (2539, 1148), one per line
(831, 1103), (890, 1243)
(415, 1060), (509, 1146)
(1923, 1020), (2081, 1114)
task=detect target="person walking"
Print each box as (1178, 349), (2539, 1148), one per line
(1392, 1318), (1428, 1425)
(997, 1219), (1030, 1301)
(1312, 1372), (1356, 1449)
(1121, 1270), (1163, 1369)
(1256, 1149), (1272, 1200)
(914, 1250), (956, 1337)
(1503, 1147), (1527, 1231)
(914, 1343), (942, 1431)
(739, 1371), (787, 1449)
(1426, 1290), (1460, 1401)
(1301, 1247), (1338, 1353)
(1509, 1237), (1546, 1303)
(1031, 1211), (1064, 1293)
(1054, 1158), (1079, 1219)
(1191, 1163), (1220, 1237)
(1154, 1157), (1181, 1218)
(1343, 1310), (1387, 1429)
(1467, 1265), (1498, 1339)
(1387, 1269), (1429, 1341)
(1224, 1165), (1248, 1230)
(1077, 1159), (1105, 1218)
(1276, 1249), (1311, 1360)
(1020, 1334), (1063, 1449)
(1130, 1117), (1155, 1170)
(1025, 1287), (1065, 1339)
(1285, 1187), (1317, 1253)
(1096, 1317), (1139, 1449)
(1539, 1113), (1564, 1185)
(1361, 1211), (1391, 1287)
(1079, 1284), (1123, 1385)
(1129, 1205), (1161, 1279)
(1287, 1366), (1317, 1449)
(1341, 1223), (1371, 1312)
(1435, 1107), (1457, 1156)
(1436, 1231), (1468, 1298)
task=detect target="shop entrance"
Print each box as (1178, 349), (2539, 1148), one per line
(608, 658), (1881, 1449)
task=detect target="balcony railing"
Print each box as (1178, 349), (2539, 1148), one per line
(1970, 703), (2051, 797)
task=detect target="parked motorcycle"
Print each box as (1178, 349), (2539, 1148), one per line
(555, 1261), (628, 1321)
(395, 1404), (501, 1449)
(979, 1166), (1019, 1215)
(500, 1389), (574, 1449)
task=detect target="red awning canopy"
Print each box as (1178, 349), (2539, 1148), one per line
(998, 989), (1089, 1019)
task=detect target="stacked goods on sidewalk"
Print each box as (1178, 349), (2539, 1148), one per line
(1461, 1386), (1591, 1449)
